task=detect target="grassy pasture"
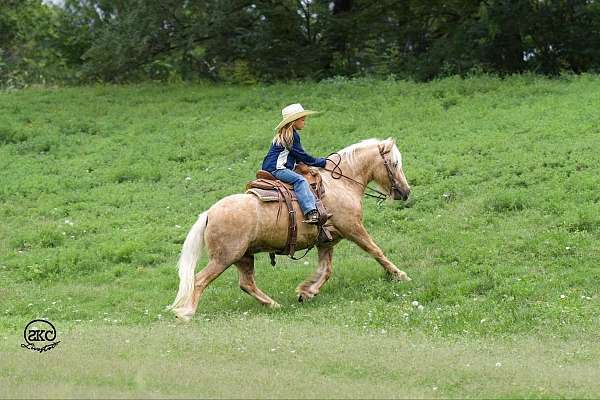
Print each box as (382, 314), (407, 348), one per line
(1, 75), (600, 397)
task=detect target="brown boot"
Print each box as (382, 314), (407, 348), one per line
(302, 210), (320, 224)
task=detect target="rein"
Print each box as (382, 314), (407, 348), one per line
(280, 149), (396, 263)
(323, 152), (391, 204)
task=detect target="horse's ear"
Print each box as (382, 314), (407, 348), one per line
(382, 137), (395, 153)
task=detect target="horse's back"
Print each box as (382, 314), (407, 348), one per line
(206, 193), (261, 233)
(204, 193), (318, 257)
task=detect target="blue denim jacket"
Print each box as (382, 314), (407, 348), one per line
(261, 130), (326, 172)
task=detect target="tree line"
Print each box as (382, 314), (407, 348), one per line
(2, 0), (600, 86)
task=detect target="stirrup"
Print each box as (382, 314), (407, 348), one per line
(302, 210), (320, 224)
(302, 217), (320, 225)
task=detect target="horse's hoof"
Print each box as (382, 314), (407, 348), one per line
(268, 302), (282, 309)
(390, 271), (411, 282)
(298, 291), (315, 303)
(175, 314), (192, 323)
(172, 307), (193, 322)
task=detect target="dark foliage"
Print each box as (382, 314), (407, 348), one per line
(1, 0), (600, 85)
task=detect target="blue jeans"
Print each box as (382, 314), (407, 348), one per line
(271, 168), (316, 216)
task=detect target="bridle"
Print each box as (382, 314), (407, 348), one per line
(323, 147), (403, 204)
(289, 148), (403, 262)
(378, 146), (405, 197)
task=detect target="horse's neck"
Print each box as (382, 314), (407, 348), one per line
(336, 147), (376, 193)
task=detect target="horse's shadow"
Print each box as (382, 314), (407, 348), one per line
(197, 267), (408, 318)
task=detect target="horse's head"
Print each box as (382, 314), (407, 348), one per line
(374, 137), (411, 201)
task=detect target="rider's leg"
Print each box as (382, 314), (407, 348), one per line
(271, 168), (317, 216)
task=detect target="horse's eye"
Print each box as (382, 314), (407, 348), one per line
(393, 161), (398, 168)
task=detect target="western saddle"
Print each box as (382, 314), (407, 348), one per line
(245, 164), (332, 263)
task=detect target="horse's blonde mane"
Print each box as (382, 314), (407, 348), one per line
(337, 138), (402, 171)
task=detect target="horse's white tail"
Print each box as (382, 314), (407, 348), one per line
(169, 211), (208, 316)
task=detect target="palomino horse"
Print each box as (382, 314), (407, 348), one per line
(170, 137), (411, 321)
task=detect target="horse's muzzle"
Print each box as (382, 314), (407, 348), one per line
(393, 188), (410, 201)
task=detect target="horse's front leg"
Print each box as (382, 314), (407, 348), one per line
(297, 245), (334, 302)
(345, 224), (411, 282)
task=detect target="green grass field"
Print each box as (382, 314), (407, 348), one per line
(1, 75), (600, 398)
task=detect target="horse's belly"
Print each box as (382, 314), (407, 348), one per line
(248, 200), (319, 253)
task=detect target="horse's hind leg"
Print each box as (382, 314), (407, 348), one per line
(181, 259), (230, 320)
(297, 245), (334, 302)
(235, 254), (281, 309)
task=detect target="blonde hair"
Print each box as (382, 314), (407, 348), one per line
(272, 121), (295, 149)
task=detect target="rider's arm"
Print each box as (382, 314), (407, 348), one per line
(290, 132), (326, 167)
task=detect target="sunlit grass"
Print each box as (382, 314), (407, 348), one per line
(2, 321), (600, 398)
(1, 74), (600, 397)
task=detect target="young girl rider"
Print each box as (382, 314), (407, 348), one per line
(261, 103), (327, 224)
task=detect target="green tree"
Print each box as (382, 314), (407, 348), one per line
(0, 0), (71, 86)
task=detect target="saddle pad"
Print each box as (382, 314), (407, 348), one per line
(246, 188), (297, 202)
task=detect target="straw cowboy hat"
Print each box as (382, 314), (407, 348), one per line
(274, 103), (319, 132)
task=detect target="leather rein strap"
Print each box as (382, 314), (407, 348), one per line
(323, 149), (396, 203)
